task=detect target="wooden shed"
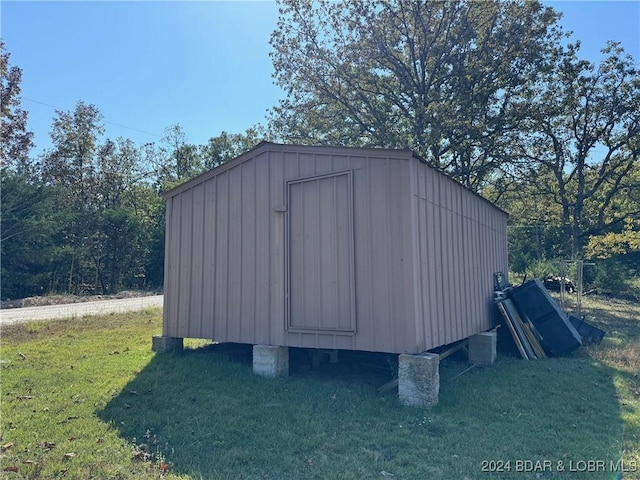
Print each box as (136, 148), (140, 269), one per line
(158, 142), (508, 357)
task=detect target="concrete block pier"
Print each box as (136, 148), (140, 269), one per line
(253, 345), (289, 377)
(468, 331), (497, 366)
(152, 335), (183, 354)
(398, 353), (440, 408)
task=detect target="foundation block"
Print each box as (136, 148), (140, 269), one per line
(468, 331), (497, 366)
(398, 353), (440, 408)
(253, 345), (289, 377)
(152, 335), (183, 354)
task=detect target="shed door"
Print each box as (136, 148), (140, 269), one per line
(287, 172), (356, 332)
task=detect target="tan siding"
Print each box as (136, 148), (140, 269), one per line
(352, 155), (375, 350)
(255, 154), (271, 345)
(202, 178), (217, 339)
(314, 153), (333, 175)
(214, 171), (229, 341)
(269, 152), (285, 346)
(163, 197), (178, 336)
(189, 183), (205, 338)
(352, 158), (416, 353)
(163, 144), (507, 354)
(227, 165), (243, 342)
(288, 172), (355, 332)
(368, 161), (393, 351)
(434, 172), (447, 345)
(411, 159), (509, 350)
(240, 160), (256, 343)
(298, 152), (315, 176)
(178, 189), (193, 336)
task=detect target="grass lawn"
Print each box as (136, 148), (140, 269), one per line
(1, 296), (638, 479)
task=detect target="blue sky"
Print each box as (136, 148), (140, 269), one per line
(1, 1), (639, 155)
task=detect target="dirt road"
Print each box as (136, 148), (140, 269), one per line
(0, 295), (164, 326)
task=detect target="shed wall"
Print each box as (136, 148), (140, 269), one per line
(163, 146), (420, 353)
(411, 159), (509, 351)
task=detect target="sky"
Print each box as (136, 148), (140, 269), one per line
(1, 1), (639, 156)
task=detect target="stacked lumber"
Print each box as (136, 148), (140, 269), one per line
(495, 294), (547, 360)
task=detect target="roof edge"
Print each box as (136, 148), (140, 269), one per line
(162, 142), (508, 217)
(162, 142), (414, 199)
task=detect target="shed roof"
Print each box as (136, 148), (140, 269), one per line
(162, 142), (414, 199)
(162, 142), (507, 215)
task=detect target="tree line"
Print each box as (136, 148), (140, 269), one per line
(2, 0), (639, 300)
(1, 43), (264, 298)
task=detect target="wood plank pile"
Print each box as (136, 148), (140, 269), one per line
(493, 274), (604, 360)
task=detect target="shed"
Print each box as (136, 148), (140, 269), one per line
(155, 143), (508, 403)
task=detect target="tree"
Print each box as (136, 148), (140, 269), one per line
(34, 102), (104, 292)
(269, 0), (563, 189)
(39, 101), (104, 203)
(31, 103), (164, 294)
(200, 126), (266, 170)
(510, 42), (640, 256)
(0, 39), (34, 172)
(91, 138), (155, 292)
(155, 124), (202, 190)
(0, 171), (69, 299)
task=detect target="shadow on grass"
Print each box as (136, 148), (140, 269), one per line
(97, 344), (627, 480)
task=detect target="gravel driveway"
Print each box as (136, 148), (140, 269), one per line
(0, 295), (164, 326)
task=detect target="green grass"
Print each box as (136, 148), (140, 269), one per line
(0, 297), (638, 479)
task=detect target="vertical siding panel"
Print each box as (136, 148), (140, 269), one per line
(202, 179), (217, 339)
(435, 174), (448, 345)
(422, 167), (432, 350)
(374, 159), (395, 352)
(419, 165), (429, 349)
(314, 153), (332, 174)
(468, 196), (477, 333)
(461, 187), (470, 336)
(463, 190), (475, 337)
(443, 182), (452, 343)
(456, 188), (465, 338)
(283, 149), (300, 336)
(430, 172), (443, 347)
(190, 183), (205, 338)
(302, 180), (321, 327)
(425, 168), (438, 349)
(459, 189), (468, 338)
(178, 189), (193, 337)
(164, 198), (178, 336)
(255, 155), (270, 344)
(408, 159), (424, 352)
(473, 195), (482, 330)
(462, 191), (473, 337)
(284, 151), (299, 179)
(298, 152), (315, 176)
(288, 182), (305, 328)
(214, 172), (229, 341)
(414, 162), (428, 350)
(331, 154), (349, 171)
(270, 152), (285, 345)
(445, 178), (456, 344)
(352, 156), (374, 351)
(479, 200), (487, 327)
(241, 160), (256, 343)
(319, 177), (338, 327)
(481, 198), (491, 326)
(392, 159), (415, 352)
(227, 165), (243, 342)
(444, 175), (454, 343)
(444, 182), (456, 343)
